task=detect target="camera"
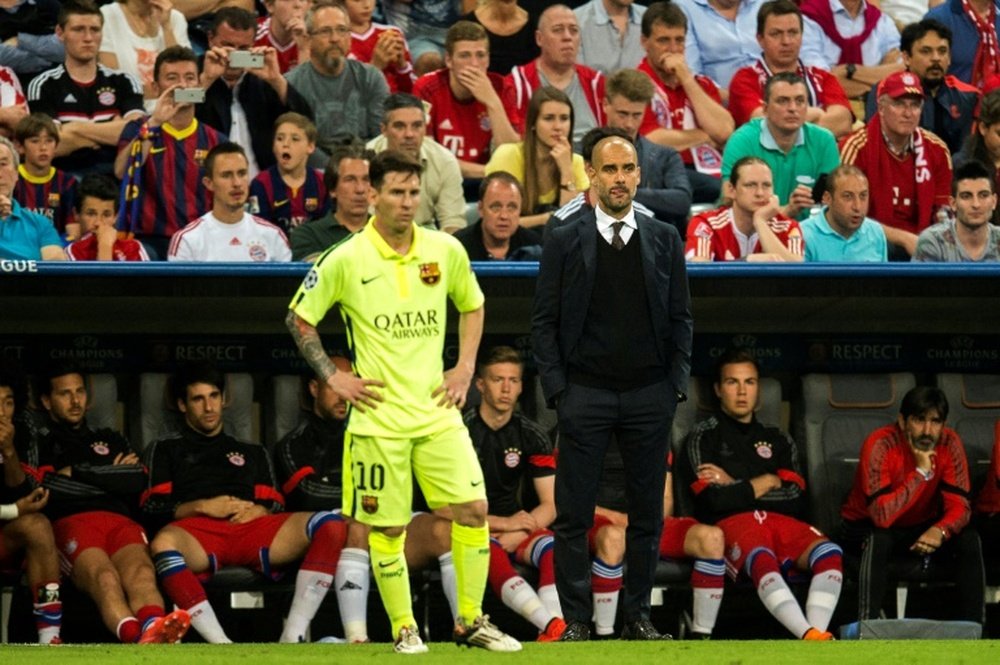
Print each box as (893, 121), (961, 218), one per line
(229, 50), (265, 68)
(173, 88), (206, 104)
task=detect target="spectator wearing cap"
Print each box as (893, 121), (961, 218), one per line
(841, 70), (953, 260)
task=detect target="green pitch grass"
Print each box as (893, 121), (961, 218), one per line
(3, 641), (999, 664)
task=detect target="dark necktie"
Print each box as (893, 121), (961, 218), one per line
(611, 221), (625, 250)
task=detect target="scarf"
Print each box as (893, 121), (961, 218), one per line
(961, 0), (1000, 86)
(750, 58), (822, 107)
(800, 0), (881, 65)
(866, 113), (934, 231)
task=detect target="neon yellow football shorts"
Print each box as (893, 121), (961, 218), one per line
(342, 425), (487, 527)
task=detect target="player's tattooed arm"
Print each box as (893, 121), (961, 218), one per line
(285, 310), (337, 382)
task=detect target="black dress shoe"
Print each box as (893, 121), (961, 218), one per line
(621, 618), (673, 640)
(559, 620), (591, 642)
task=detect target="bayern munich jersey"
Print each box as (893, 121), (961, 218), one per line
(290, 222), (484, 438)
(685, 206), (804, 261)
(351, 22), (416, 93)
(255, 16), (301, 74)
(168, 211), (292, 262)
(413, 68), (501, 165)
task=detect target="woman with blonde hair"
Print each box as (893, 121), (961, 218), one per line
(484, 86), (588, 228)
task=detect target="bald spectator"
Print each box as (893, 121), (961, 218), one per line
(799, 0), (903, 100)
(285, 2), (389, 151)
(366, 93), (467, 233)
(800, 164), (888, 262)
(603, 68), (692, 230)
(503, 5), (607, 148)
(728, 0), (853, 138)
(841, 70), (952, 259)
(914, 160), (1000, 262)
(0, 137), (65, 260)
(635, 2), (734, 204)
(454, 171), (542, 260)
(575, 0), (648, 74)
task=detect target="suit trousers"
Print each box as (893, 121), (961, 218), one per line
(553, 378), (676, 624)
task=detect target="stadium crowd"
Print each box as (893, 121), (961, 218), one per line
(2, 0), (1000, 650)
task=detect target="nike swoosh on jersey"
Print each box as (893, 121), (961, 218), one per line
(150, 147), (166, 154)
(273, 199), (289, 207)
(361, 275), (381, 285)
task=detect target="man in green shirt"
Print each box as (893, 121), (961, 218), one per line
(286, 150), (520, 654)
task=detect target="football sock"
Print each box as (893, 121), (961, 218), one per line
(32, 581), (61, 644)
(690, 558), (725, 635)
(335, 547), (371, 642)
(805, 542), (844, 632)
(153, 550), (229, 643)
(438, 552), (459, 621)
(530, 534), (562, 617)
(369, 529), (415, 637)
(749, 550), (811, 639)
(281, 514), (346, 643)
(591, 557), (623, 636)
(451, 522), (490, 625)
(116, 617), (141, 644)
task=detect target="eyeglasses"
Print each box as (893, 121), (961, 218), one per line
(309, 26), (351, 38)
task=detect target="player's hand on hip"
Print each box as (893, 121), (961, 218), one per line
(433, 367), (473, 409)
(329, 372), (385, 413)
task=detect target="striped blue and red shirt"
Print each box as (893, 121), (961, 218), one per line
(248, 165), (330, 235)
(117, 118), (226, 239)
(13, 165), (77, 236)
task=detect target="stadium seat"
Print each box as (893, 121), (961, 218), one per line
(266, 374), (305, 447)
(800, 372), (917, 537)
(85, 374), (120, 432)
(135, 373), (257, 452)
(935, 374), (1000, 492)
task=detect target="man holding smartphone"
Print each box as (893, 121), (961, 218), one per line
(840, 386), (985, 624)
(197, 7), (313, 178)
(113, 46), (225, 259)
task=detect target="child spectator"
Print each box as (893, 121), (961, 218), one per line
(249, 112), (329, 234)
(67, 174), (149, 261)
(255, 0), (311, 74)
(13, 114), (78, 241)
(346, 0), (417, 93)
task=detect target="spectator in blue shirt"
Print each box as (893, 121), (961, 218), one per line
(924, 0), (1000, 86)
(801, 164), (887, 262)
(0, 136), (65, 261)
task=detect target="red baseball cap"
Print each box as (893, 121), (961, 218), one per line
(877, 71), (924, 99)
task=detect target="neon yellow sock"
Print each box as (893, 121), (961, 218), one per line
(368, 530), (415, 637)
(451, 522), (490, 625)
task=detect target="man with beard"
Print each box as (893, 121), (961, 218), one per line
(914, 160), (1000, 261)
(285, 2), (389, 150)
(864, 19), (979, 155)
(840, 386), (985, 623)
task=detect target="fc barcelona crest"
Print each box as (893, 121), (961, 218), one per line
(47, 193), (61, 208)
(305, 197), (318, 212)
(419, 262), (441, 285)
(361, 495), (379, 514)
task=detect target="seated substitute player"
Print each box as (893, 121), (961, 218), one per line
(463, 345), (565, 642)
(35, 364), (190, 644)
(0, 363), (63, 644)
(913, 161), (1000, 263)
(685, 157), (804, 262)
(67, 174), (149, 261)
(249, 112), (330, 235)
(274, 354), (462, 643)
(143, 361), (349, 644)
(13, 113), (78, 241)
(286, 150), (520, 653)
(681, 348), (842, 641)
(841, 386), (984, 623)
(590, 442), (725, 639)
(169, 143), (292, 262)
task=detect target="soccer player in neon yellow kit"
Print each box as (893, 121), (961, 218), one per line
(286, 150), (520, 653)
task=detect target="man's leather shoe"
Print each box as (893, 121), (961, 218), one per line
(558, 620), (591, 642)
(621, 619), (673, 640)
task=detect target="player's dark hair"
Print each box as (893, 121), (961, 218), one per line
(714, 348), (760, 385)
(35, 362), (86, 399)
(58, 0), (101, 29)
(75, 174), (120, 213)
(14, 113), (59, 145)
(580, 126), (633, 164)
(478, 170), (524, 201)
(171, 361), (226, 405)
(900, 18), (952, 54)
(477, 346), (523, 377)
(446, 20), (489, 55)
(210, 6), (257, 34)
(642, 1), (686, 37)
(369, 150), (422, 191)
(301, 353), (352, 409)
(325, 140), (374, 191)
(382, 92), (426, 117)
(204, 142), (248, 178)
(154, 46), (199, 82)
(729, 156), (769, 185)
(825, 164), (868, 196)
(763, 72), (806, 104)
(952, 160), (996, 196)
(0, 360), (28, 414)
(899, 386), (949, 421)
(756, 0), (802, 37)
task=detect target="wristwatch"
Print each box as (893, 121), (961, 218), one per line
(845, 63), (857, 80)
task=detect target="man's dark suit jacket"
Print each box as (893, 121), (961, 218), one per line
(197, 73), (313, 171)
(531, 205), (693, 407)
